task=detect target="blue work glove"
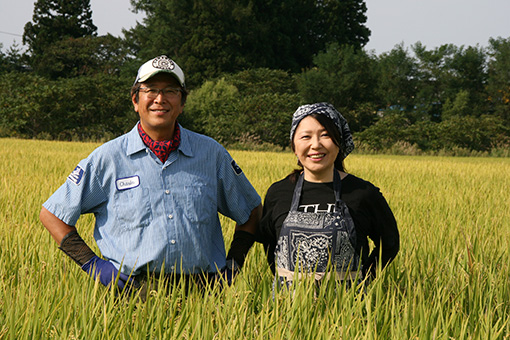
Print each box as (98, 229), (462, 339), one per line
(81, 255), (137, 290)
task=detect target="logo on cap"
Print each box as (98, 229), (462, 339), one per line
(152, 56), (175, 70)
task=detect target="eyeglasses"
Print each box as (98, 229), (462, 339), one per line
(138, 87), (181, 99)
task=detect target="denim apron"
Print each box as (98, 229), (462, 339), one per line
(275, 171), (359, 286)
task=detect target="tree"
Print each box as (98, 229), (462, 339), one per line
(23, 0), (97, 76)
(183, 68), (300, 147)
(127, 0), (371, 87)
(297, 43), (378, 132)
(447, 45), (488, 117)
(437, 115), (509, 151)
(0, 43), (26, 74)
(314, 0), (370, 48)
(356, 111), (413, 151)
(487, 37), (510, 124)
(411, 43), (460, 121)
(412, 43), (489, 121)
(125, 0), (254, 87)
(34, 35), (132, 78)
(376, 43), (419, 111)
(0, 72), (136, 140)
(441, 89), (470, 120)
(246, 0), (370, 72)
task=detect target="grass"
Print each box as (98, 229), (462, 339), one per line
(0, 138), (509, 339)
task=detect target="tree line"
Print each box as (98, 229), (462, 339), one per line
(0, 0), (509, 155)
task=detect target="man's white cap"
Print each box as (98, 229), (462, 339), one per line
(133, 55), (185, 88)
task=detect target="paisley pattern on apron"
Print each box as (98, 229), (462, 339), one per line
(275, 171), (359, 285)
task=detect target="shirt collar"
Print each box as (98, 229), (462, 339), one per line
(176, 125), (193, 157)
(125, 123), (194, 158)
(126, 124), (147, 156)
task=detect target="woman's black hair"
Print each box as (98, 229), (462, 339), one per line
(289, 113), (346, 182)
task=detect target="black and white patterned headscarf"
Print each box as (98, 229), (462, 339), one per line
(290, 102), (354, 158)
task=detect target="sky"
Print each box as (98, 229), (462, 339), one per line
(364, 0), (510, 54)
(1, 0), (509, 55)
(0, 0), (145, 51)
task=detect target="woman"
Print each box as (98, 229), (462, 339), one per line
(258, 103), (399, 287)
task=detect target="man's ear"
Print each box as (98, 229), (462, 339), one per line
(131, 94), (139, 112)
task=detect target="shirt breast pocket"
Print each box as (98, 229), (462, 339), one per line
(173, 184), (215, 225)
(114, 186), (152, 230)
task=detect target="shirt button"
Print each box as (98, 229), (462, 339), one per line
(168, 214), (173, 219)
(170, 239), (176, 244)
(165, 190), (170, 194)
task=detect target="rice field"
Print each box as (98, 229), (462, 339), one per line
(0, 138), (509, 339)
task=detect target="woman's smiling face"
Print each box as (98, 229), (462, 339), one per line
(293, 115), (340, 182)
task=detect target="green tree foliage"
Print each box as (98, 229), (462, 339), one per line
(34, 35), (132, 78)
(2, 0), (509, 153)
(183, 68), (301, 148)
(437, 115), (509, 151)
(0, 72), (136, 140)
(487, 37), (510, 124)
(127, 0), (370, 87)
(125, 0), (257, 87)
(297, 43), (378, 132)
(358, 109), (509, 153)
(182, 78), (241, 136)
(376, 43), (419, 110)
(0, 44), (26, 73)
(442, 90), (470, 120)
(375, 43), (488, 123)
(411, 43), (459, 121)
(23, 0), (97, 77)
(356, 109), (413, 151)
(314, 0), (370, 48)
(447, 46), (488, 117)
(355, 42), (508, 153)
(246, 0), (370, 72)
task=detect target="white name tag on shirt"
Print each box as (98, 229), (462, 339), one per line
(116, 176), (140, 191)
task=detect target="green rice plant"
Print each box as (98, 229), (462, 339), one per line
(0, 138), (509, 339)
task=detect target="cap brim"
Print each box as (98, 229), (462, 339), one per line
(137, 70), (178, 83)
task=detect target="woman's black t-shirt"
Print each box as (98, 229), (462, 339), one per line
(257, 173), (400, 276)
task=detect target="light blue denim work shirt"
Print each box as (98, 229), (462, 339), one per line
(43, 124), (261, 275)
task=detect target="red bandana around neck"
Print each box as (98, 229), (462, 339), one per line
(137, 122), (181, 163)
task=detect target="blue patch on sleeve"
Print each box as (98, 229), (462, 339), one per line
(68, 165), (84, 185)
(231, 160), (243, 175)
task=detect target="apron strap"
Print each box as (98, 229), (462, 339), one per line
(333, 170), (343, 210)
(289, 173), (304, 211)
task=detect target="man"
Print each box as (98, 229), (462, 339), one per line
(40, 55), (262, 295)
